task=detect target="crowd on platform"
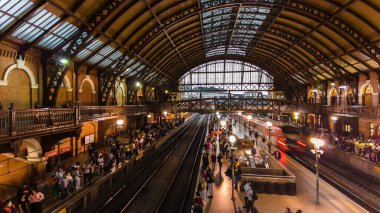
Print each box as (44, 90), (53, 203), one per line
(308, 128), (380, 164)
(1, 119), (183, 213)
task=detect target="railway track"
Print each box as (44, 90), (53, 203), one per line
(288, 150), (380, 213)
(95, 114), (208, 213)
(156, 116), (209, 213)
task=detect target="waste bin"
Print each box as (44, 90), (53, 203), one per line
(265, 182), (276, 194)
(256, 181), (265, 193)
(286, 182), (296, 195)
(276, 182), (286, 194)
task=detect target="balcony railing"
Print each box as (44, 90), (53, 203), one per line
(322, 105), (380, 117)
(0, 108), (78, 138)
(79, 105), (151, 121)
(0, 105), (152, 140)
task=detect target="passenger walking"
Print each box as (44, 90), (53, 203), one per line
(246, 185), (258, 213)
(251, 146), (256, 156)
(18, 193), (28, 213)
(254, 131), (259, 146)
(206, 167), (215, 198)
(217, 152), (223, 173)
(211, 153), (216, 171)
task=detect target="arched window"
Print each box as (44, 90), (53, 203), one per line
(346, 88), (355, 105)
(331, 89), (337, 105)
(363, 85), (373, 107)
(179, 60), (274, 99)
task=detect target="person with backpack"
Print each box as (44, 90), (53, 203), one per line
(206, 167), (215, 198)
(246, 185), (258, 213)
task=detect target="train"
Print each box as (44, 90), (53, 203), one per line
(237, 115), (309, 152)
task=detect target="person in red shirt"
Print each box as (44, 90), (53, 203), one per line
(2, 200), (16, 213)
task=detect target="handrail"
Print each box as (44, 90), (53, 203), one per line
(0, 105), (152, 139)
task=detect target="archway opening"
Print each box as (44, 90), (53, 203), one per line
(331, 89), (337, 106)
(363, 84), (373, 107)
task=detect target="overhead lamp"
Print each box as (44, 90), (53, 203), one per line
(331, 83), (335, 86)
(229, 135), (237, 143)
(312, 89), (318, 92)
(331, 116), (338, 121)
(266, 121), (273, 128)
(220, 120), (226, 126)
(163, 111), (168, 116)
(116, 119), (124, 126)
(136, 82), (141, 87)
(339, 85), (347, 89)
(147, 114), (152, 118)
(165, 90), (169, 94)
(247, 115), (252, 120)
(217, 114), (221, 119)
(311, 138), (324, 149)
(294, 112), (299, 116)
(60, 58), (69, 65)
(216, 111), (219, 115)
(238, 112), (242, 115)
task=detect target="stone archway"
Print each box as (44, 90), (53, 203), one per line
(330, 88), (338, 105)
(0, 59), (38, 88)
(362, 84), (374, 107)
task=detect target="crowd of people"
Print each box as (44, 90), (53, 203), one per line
(308, 128), (380, 163)
(193, 116), (256, 213)
(2, 119), (183, 213)
(335, 136), (380, 163)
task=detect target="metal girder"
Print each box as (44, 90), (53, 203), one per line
(43, 0), (126, 106)
(0, 0), (47, 41)
(98, 53), (130, 105)
(224, 4), (241, 55)
(130, 0), (380, 80)
(142, 0), (190, 70)
(260, 0), (357, 82)
(197, 0), (207, 57)
(156, 20), (364, 83)
(46, 0), (175, 84)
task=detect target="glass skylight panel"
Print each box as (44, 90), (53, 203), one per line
(11, 9), (60, 42)
(99, 59), (113, 68)
(77, 38), (103, 59)
(38, 22), (79, 49)
(0, 0), (33, 31)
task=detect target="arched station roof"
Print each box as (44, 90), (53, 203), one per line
(0, 0), (379, 92)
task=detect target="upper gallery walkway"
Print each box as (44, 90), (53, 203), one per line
(0, 105), (151, 142)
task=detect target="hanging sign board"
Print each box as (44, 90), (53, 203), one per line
(212, 131), (222, 135)
(44, 147), (72, 158)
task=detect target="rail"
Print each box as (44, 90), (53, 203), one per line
(79, 105), (151, 121)
(0, 108), (78, 139)
(321, 105), (380, 117)
(0, 105), (152, 140)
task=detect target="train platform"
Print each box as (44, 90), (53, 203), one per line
(204, 118), (367, 213)
(233, 114), (380, 180)
(20, 117), (193, 213)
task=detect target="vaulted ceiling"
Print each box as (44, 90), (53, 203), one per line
(1, 0), (380, 92)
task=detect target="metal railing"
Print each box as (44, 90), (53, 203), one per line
(321, 105), (380, 117)
(0, 108), (78, 138)
(0, 105), (152, 139)
(79, 105), (151, 121)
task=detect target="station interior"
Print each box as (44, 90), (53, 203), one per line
(0, 0), (379, 213)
